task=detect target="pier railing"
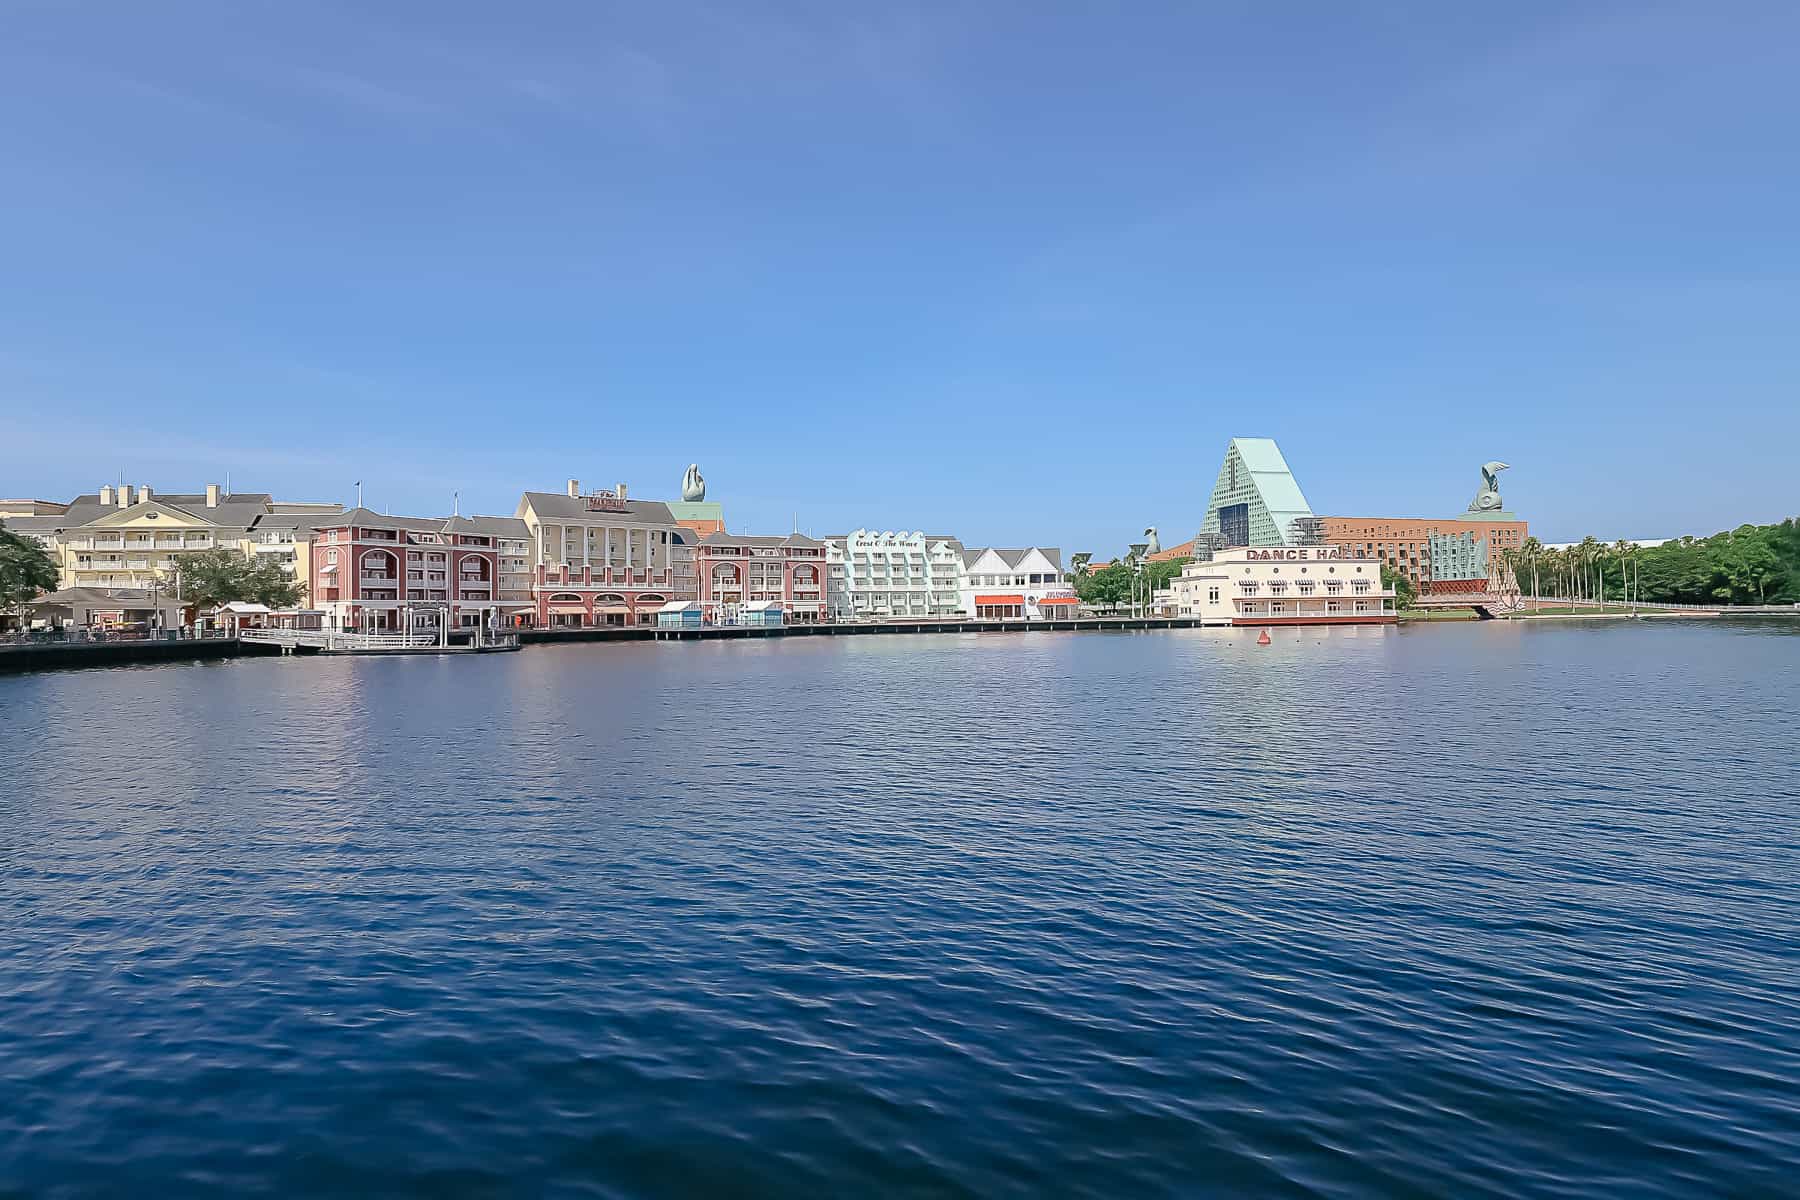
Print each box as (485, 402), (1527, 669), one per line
(237, 628), (522, 651)
(1519, 597), (1799, 613)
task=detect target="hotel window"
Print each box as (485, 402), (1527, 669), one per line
(1298, 581), (1315, 595)
(1208, 588), (1220, 603)
(1327, 600), (1341, 613)
(1353, 580), (1371, 594)
(1271, 602), (1284, 614)
(1326, 580), (1342, 594)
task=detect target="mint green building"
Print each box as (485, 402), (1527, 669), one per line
(1197, 438), (1316, 548)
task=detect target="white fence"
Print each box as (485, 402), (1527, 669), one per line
(1523, 597), (1799, 613)
(239, 628), (451, 650)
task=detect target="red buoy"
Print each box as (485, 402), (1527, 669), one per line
(1256, 628), (1272, 646)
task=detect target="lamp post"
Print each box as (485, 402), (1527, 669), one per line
(1127, 542), (1149, 620)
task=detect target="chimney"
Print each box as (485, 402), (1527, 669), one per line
(616, 482), (628, 500)
(118, 486), (132, 508)
(99, 485), (113, 506)
(140, 485), (153, 502)
(566, 479), (580, 498)
(206, 483), (220, 508)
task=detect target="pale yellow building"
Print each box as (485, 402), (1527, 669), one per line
(6, 484), (342, 602)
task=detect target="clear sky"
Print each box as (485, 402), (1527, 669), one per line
(2, 1), (1796, 550)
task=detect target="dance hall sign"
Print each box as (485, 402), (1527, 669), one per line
(1243, 547), (1366, 561)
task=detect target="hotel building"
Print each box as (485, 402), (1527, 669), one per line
(516, 481), (694, 627)
(1164, 545), (1397, 626)
(695, 532), (828, 624)
(958, 547), (1078, 620)
(1197, 438), (1316, 548)
(1311, 515), (1527, 595)
(824, 530), (967, 620)
(309, 509), (509, 632)
(8, 484), (342, 598)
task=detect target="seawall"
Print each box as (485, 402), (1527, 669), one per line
(0, 638), (252, 675)
(523, 617), (1206, 644)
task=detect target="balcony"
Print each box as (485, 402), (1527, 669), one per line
(361, 574), (397, 586)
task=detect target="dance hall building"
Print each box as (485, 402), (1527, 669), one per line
(1163, 545), (1397, 626)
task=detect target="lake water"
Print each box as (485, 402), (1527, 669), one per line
(3, 622), (1797, 1198)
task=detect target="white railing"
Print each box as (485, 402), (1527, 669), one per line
(239, 628), (475, 650)
(1520, 596), (1799, 613)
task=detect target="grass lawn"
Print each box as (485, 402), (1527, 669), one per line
(1399, 608), (1479, 621)
(1504, 605), (1623, 617)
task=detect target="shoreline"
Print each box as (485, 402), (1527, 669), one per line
(4, 609), (1794, 674)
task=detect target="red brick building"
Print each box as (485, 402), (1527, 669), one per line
(695, 533), (827, 624)
(1311, 515), (1528, 594)
(311, 509), (503, 633)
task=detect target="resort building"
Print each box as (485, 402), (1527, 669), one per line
(309, 509), (507, 633)
(824, 530), (967, 620)
(958, 547), (1078, 620)
(1196, 438), (1316, 548)
(17, 586), (188, 632)
(694, 532), (827, 624)
(9, 484), (342, 596)
(1314, 466), (1527, 595)
(452, 516), (536, 617)
(1310, 515), (1526, 595)
(1164, 545), (1397, 626)
(516, 481), (693, 627)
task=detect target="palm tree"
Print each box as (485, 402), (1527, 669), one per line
(1578, 536), (1602, 609)
(1521, 536), (1543, 611)
(1612, 540), (1633, 609)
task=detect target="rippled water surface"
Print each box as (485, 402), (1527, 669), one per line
(4, 622), (1798, 1198)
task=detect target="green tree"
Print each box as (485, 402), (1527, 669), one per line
(0, 519), (62, 619)
(1144, 556), (1192, 593)
(1381, 563), (1417, 609)
(1074, 561), (1132, 609)
(1547, 520), (1800, 607)
(164, 548), (303, 611)
(1520, 536), (1543, 608)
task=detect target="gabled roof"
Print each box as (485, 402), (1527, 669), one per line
(320, 507), (453, 534)
(456, 515), (531, 539)
(700, 531), (824, 549)
(249, 513), (316, 532)
(518, 491), (678, 527)
(961, 546), (1065, 574)
(1, 514), (65, 535)
(58, 492), (274, 531)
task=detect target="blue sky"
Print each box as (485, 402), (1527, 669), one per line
(2, 1), (1796, 549)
